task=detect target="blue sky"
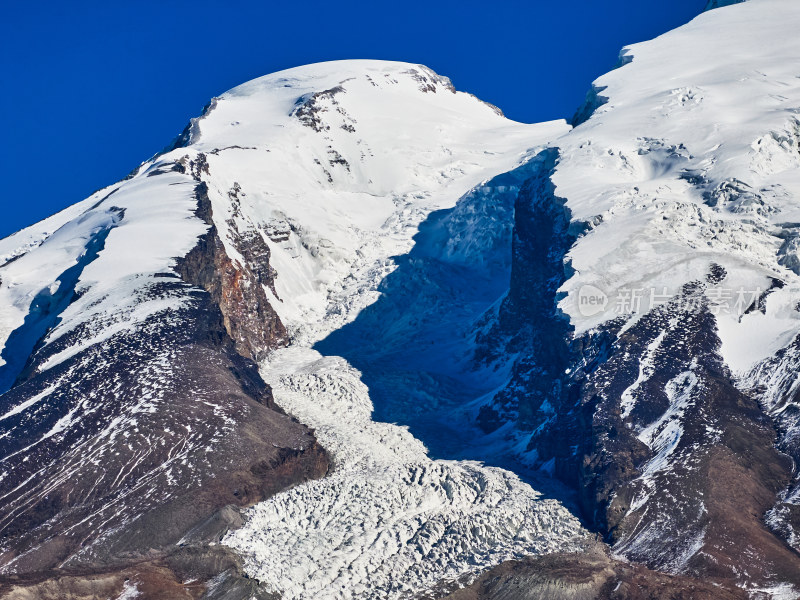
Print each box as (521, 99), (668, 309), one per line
(1, 1), (702, 239)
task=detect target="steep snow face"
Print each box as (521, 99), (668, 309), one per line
(0, 168), (206, 389)
(184, 60), (568, 344)
(553, 0), (800, 374)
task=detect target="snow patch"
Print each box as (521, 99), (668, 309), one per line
(638, 368), (699, 478)
(620, 330), (666, 419)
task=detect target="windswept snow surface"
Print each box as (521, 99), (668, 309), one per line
(553, 0), (800, 374)
(0, 164), (205, 389)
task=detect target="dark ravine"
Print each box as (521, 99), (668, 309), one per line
(474, 148), (800, 593)
(474, 148), (579, 435)
(0, 159), (328, 599)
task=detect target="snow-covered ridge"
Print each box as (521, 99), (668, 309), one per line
(0, 164), (206, 387)
(513, 1), (800, 591)
(554, 0), (800, 374)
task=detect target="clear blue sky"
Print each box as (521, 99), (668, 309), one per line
(0, 1), (703, 239)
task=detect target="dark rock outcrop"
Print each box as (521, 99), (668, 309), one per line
(573, 285), (800, 586)
(475, 149), (579, 435)
(176, 155), (288, 362)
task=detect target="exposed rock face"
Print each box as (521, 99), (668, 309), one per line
(575, 287), (799, 584)
(742, 337), (800, 543)
(470, 1), (800, 594)
(0, 277), (326, 570)
(0, 564), (200, 600)
(176, 155), (288, 361)
(475, 149), (577, 434)
(0, 160), (327, 594)
(293, 86), (349, 133)
(478, 159), (800, 590)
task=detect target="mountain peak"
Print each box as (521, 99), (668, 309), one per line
(177, 60), (528, 160)
(224, 60), (456, 98)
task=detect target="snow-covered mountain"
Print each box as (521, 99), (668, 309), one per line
(0, 62), (586, 598)
(2, 1), (800, 598)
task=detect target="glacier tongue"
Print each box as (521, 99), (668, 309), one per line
(223, 347), (588, 599)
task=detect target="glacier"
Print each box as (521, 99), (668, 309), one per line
(0, 61), (589, 597)
(193, 62), (590, 597)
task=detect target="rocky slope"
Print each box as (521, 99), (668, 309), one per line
(0, 153), (329, 597)
(437, 544), (749, 600)
(475, 0), (800, 595)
